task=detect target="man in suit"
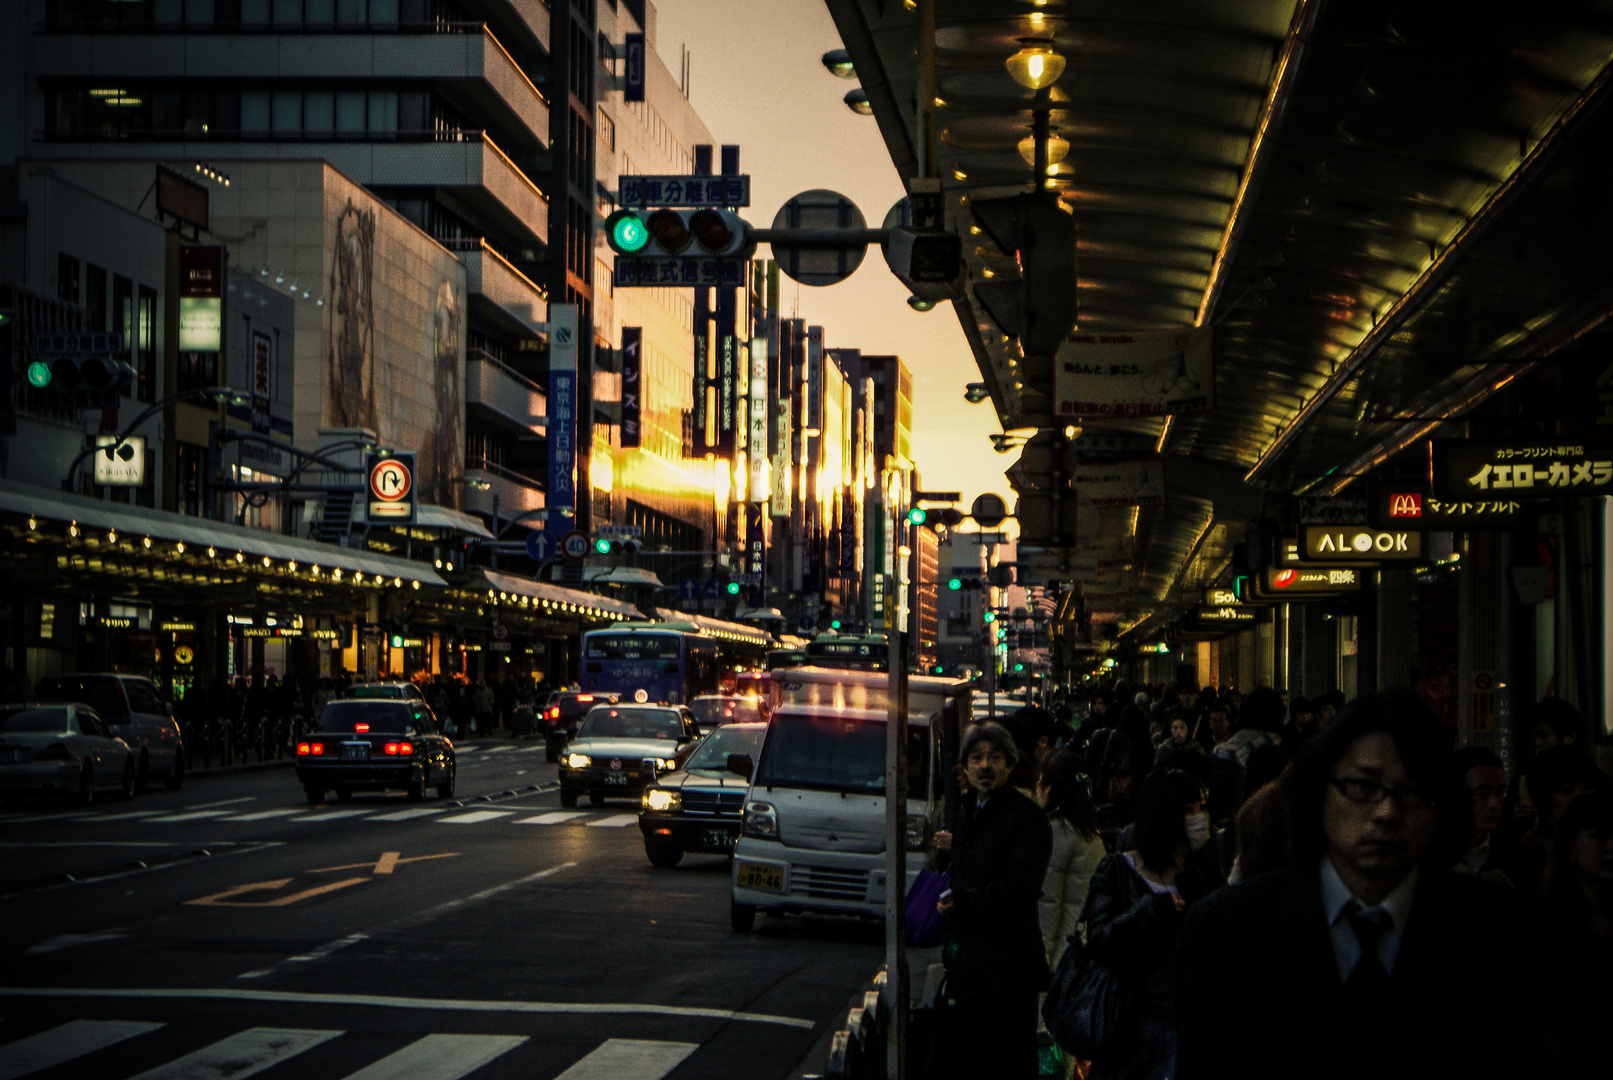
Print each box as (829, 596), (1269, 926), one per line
(1175, 694), (1538, 1080)
(934, 722), (1053, 1079)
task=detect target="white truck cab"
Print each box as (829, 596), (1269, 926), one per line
(727, 669), (971, 932)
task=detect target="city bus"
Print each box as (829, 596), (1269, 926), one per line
(803, 633), (889, 672)
(580, 621), (720, 705)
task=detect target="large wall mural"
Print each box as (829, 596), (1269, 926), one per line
(428, 278), (464, 509)
(326, 200), (376, 433)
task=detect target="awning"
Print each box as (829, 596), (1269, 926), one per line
(656, 607), (772, 646)
(480, 569), (642, 620)
(414, 503), (494, 539)
(582, 566), (666, 588)
(736, 606), (787, 621)
(0, 479), (446, 587)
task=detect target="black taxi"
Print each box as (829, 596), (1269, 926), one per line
(638, 721), (766, 867)
(295, 699), (455, 804)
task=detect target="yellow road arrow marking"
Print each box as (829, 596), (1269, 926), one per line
(185, 877), (369, 908)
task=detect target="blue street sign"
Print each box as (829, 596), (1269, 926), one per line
(525, 531), (557, 562)
(702, 577), (723, 600)
(679, 577), (701, 602)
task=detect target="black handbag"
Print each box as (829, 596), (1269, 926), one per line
(1041, 938), (1127, 1061)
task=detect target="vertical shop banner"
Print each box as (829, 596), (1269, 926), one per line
(620, 327), (642, 448)
(1055, 326), (1214, 418)
(623, 32), (646, 103)
(250, 330), (273, 437)
(547, 304), (578, 512)
(748, 338), (769, 501)
(715, 287), (739, 455)
(771, 398), (792, 516)
(178, 245), (224, 351)
(692, 287), (710, 450)
(745, 503), (766, 579)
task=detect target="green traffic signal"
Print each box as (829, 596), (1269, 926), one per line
(26, 360), (53, 389)
(830, 619), (842, 630)
(594, 537), (612, 554)
(947, 576), (963, 591)
(906, 507), (927, 526)
(725, 581), (741, 595)
(606, 210), (650, 253)
(982, 611), (996, 623)
(1013, 662), (1025, 672)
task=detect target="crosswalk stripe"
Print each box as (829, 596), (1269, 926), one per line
(0, 1019), (165, 1080)
(436, 810), (514, 824)
(553, 1039), (698, 1080)
(222, 810), (303, 822)
(189, 797), (258, 809)
(339, 1033), (528, 1080)
(148, 810), (233, 822)
(515, 745), (548, 753)
(3, 810), (104, 823)
(586, 814), (640, 828)
(479, 746), (515, 754)
(367, 807), (447, 822)
(76, 810), (170, 822)
(292, 810), (374, 821)
(125, 1026), (340, 1080)
(515, 812), (586, 825)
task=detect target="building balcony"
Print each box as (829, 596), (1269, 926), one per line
(466, 348), (546, 435)
(444, 239), (547, 337)
(463, 457), (544, 519)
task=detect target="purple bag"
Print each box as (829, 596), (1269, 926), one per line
(905, 868), (950, 947)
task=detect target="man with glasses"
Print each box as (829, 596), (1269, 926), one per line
(1174, 694), (1538, 1079)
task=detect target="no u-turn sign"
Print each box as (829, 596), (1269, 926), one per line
(367, 452), (417, 525)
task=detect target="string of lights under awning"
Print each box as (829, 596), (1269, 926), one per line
(479, 568), (642, 622)
(655, 607), (772, 647)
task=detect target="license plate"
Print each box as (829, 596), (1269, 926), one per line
(340, 743), (369, 761)
(736, 862), (783, 892)
(603, 773), (629, 786)
(0, 748), (23, 763)
(702, 828), (735, 850)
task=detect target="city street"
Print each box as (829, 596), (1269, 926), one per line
(0, 740), (881, 1080)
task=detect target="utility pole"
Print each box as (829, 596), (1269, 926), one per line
(884, 512), (913, 1080)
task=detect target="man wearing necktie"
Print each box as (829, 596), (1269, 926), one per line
(1174, 693), (1539, 1079)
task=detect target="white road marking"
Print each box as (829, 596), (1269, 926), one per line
(23, 929), (129, 955)
(0, 1019), (164, 1080)
(292, 810), (374, 821)
(553, 1039), (699, 1080)
(75, 810), (170, 822)
(238, 933), (370, 980)
(435, 810), (513, 824)
(367, 807), (446, 821)
(188, 797), (258, 809)
(339, 1033), (529, 1080)
(515, 812), (586, 825)
(0, 986), (814, 1028)
(516, 745), (548, 753)
(586, 814), (639, 828)
(147, 811), (234, 822)
(124, 1026), (340, 1080)
(221, 809), (303, 822)
(2, 810), (105, 823)
(478, 746), (515, 754)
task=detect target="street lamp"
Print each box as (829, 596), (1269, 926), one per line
(1006, 41), (1065, 90)
(844, 88), (873, 115)
(821, 49), (856, 79)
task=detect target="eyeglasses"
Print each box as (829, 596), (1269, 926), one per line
(1330, 776), (1436, 810)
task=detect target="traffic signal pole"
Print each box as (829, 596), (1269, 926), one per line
(885, 514), (915, 1080)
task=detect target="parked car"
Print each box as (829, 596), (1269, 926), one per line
(0, 703), (137, 804)
(542, 691), (619, 762)
(35, 674), (184, 791)
(559, 704), (698, 808)
(638, 721), (766, 867)
(344, 682), (426, 702)
(295, 699), (455, 804)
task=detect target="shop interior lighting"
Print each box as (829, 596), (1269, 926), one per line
(1017, 129), (1070, 167)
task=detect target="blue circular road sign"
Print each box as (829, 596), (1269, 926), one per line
(526, 531), (557, 561)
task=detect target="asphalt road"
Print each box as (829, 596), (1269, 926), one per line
(0, 739), (882, 1080)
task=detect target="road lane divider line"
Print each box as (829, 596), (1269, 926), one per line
(515, 812), (586, 825)
(0, 1019), (165, 1080)
(367, 807), (446, 821)
(0, 986), (816, 1029)
(291, 809), (375, 821)
(74, 810), (170, 822)
(586, 814), (640, 828)
(392, 862), (576, 929)
(554, 1039), (699, 1080)
(340, 1033), (530, 1080)
(2, 810), (107, 823)
(123, 1026), (340, 1080)
(22, 929), (131, 956)
(0, 842), (283, 900)
(146, 810), (234, 822)
(238, 931), (373, 980)
(435, 810), (514, 824)
(187, 796), (259, 810)
(223, 809), (304, 822)
(478, 746), (515, 754)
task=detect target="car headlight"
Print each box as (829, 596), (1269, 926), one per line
(644, 789), (680, 812)
(657, 757), (678, 770)
(743, 800), (778, 839)
(565, 752), (591, 769)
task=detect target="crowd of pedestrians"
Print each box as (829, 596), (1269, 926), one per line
(926, 678), (1612, 1079)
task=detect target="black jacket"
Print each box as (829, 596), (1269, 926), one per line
(1081, 853), (1184, 1021)
(1175, 863), (1540, 1080)
(942, 787), (1054, 999)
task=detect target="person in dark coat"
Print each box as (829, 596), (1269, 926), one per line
(934, 721), (1053, 1080)
(1175, 693), (1539, 1080)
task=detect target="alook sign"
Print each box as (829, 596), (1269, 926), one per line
(1301, 526), (1421, 561)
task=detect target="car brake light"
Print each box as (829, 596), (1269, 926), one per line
(34, 742), (72, 762)
(400, 742), (413, 755)
(548, 707), (559, 719)
(385, 742), (400, 755)
(355, 723), (370, 732)
(296, 742), (311, 755)
(577, 694), (594, 701)
(311, 743), (325, 755)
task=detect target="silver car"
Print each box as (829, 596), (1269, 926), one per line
(35, 674), (185, 790)
(0, 704), (137, 804)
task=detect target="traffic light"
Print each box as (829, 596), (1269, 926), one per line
(935, 508), (965, 528)
(593, 538), (643, 555)
(969, 192), (1077, 355)
(947, 576), (963, 591)
(725, 581), (742, 596)
(830, 619), (843, 630)
(907, 507), (928, 526)
(26, 354), (135, 402)
(604, 207), (754, 259)
(983, 611), (997, 624)
(1013, 662), (1026, 672)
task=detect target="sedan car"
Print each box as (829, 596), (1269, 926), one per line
(559, 705), (697, 808)
(0, 703), (137, 804)
(295, 699), (455, 804)
(344, 682), (426, 702)
(35, 673), (185, 790)
(688, 695), (766, 730)
(542, 690), (620, 762)
(639, 721), (766, 867)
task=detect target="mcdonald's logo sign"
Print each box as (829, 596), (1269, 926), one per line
(1388, 492), (1423, 519)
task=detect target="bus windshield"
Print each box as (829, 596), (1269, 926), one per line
(754, 713), (927, 797)
(585, 634), (682, 660)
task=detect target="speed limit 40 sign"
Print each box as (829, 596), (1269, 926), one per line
(366, 452), (417, 525)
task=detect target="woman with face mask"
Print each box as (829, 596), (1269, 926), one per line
(1067, 769), (1219, 1080)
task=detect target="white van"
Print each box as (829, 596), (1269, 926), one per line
(727, 671), (970, 932)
